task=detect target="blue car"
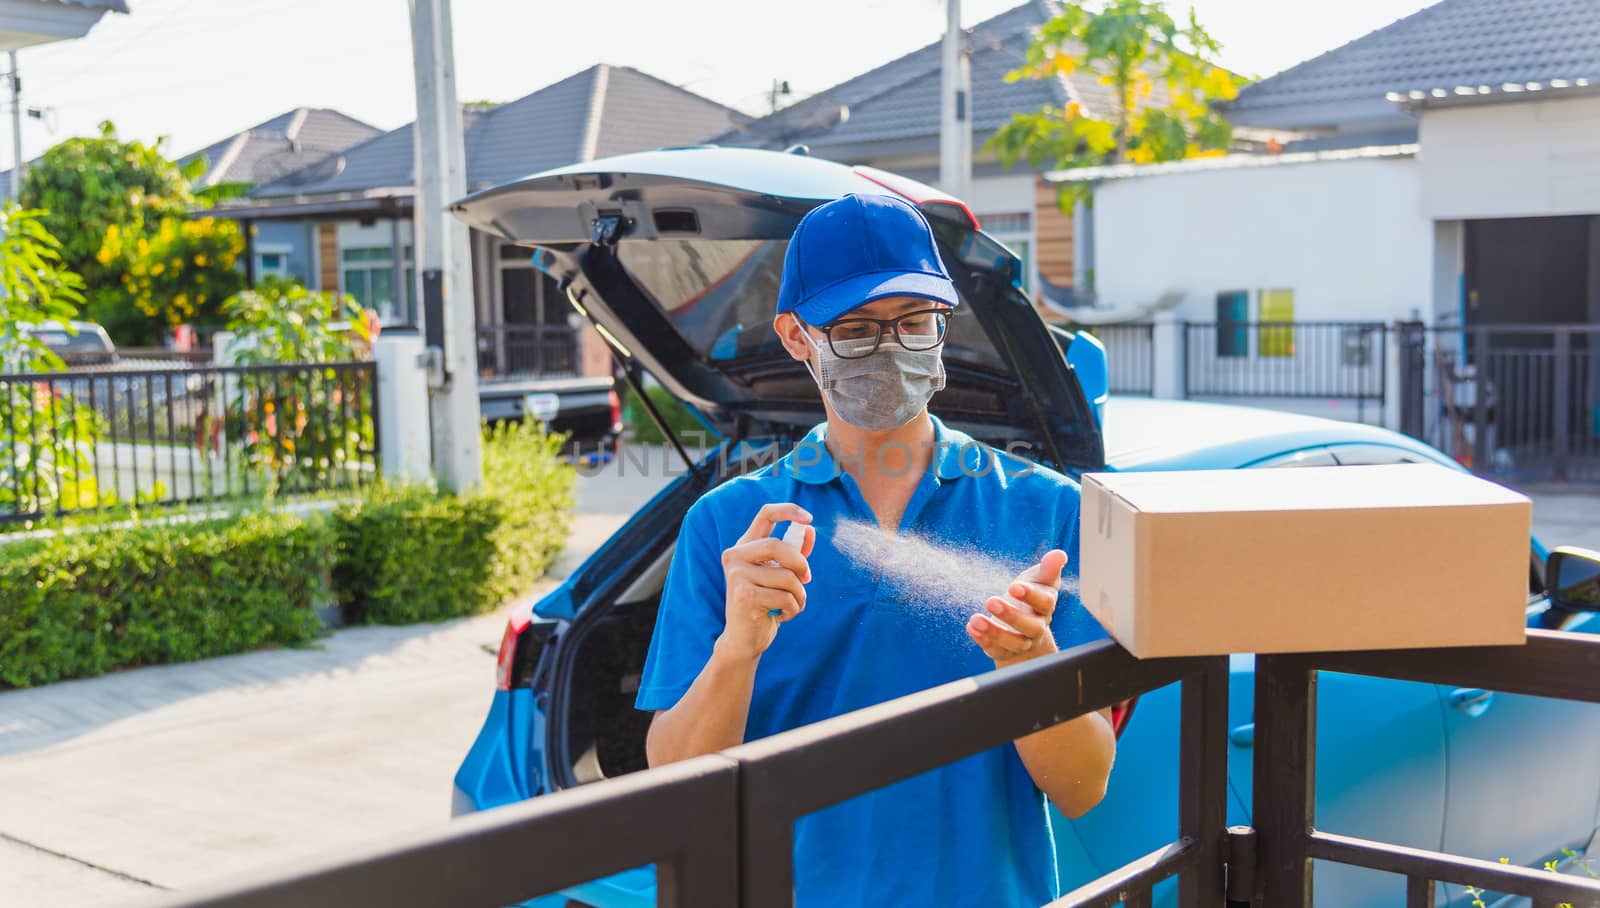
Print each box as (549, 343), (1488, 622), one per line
(448, 147), (1600, 908)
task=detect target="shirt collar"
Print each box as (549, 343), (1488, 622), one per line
(785, 415), (983, 485)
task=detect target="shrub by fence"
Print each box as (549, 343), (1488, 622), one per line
(0, 511), (332, 688)
(0, 420), (575, 689)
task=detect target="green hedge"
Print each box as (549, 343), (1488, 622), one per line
(0, 512), (332, 688)
(333, 418), (574, 624)
(620, 383), (711, 445)
(0, 420), (577, 689)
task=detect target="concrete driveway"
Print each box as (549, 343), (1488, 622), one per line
(0, 452), (674, 907)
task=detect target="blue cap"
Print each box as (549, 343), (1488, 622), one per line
(776, 193), (959, 325)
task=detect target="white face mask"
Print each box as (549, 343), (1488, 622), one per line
(800, 326), (946, 431)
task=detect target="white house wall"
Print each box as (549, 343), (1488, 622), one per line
(1419, 95), (1600, 220)
(1091, 156), (1430, 323)
(964, 174), (1034, 216)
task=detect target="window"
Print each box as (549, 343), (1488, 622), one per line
(1249, 447), (1338, 468)
(255, 248), (289, 279)
(1216, 290), (1248, 358)
(1258, 288), (1295, 358)
(615, 238), (1006, 369)
(341, 245), (412, 322)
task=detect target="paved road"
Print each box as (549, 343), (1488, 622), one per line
(0, 443), (1593, 906)
(0, 454), (674, 907)
(1527, 489), (1600, 554)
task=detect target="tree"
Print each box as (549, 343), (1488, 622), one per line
(219, 278), (375, 491)
(0, 206), (86, 371)
(987, 0), (1244, 212)
(19, 121), (245, 345)
(0, 205), (103, 519)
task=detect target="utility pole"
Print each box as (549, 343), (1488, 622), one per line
(409, 0), (481, 491)
(8, 52), (23, 201)
(768, 78), (791, 114)
(938, 0), (972, 201)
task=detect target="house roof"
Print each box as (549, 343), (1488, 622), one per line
(715, 0), (1137, 158)
(247, 64), (737, 202)
(56, 0), (129, 9)
(179, 108), (381, 187)
(1226, 0), (1600, 130)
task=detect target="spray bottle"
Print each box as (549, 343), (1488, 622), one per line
(768, 521), (810, 617)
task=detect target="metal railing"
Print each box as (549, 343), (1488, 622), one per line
(1081, 322), (1156, 395)
(1252, 630), (1600, 907)
(477, 323), (580, 377)
(0, 361), (378, 524)
(1396, 323), (1600, 484)
(129, 639), (1232, 908)
(1183, 321), (1387, 401)
(127, 629), (1600, 908)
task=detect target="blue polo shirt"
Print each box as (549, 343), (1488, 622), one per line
(635, 416), (1107, 907)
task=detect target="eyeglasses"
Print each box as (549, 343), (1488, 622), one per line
(804, 308), (951, 359)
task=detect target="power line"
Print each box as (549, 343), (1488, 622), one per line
(36, 0), (200, 94)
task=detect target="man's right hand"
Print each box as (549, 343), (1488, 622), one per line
(715, 502), (814, 662)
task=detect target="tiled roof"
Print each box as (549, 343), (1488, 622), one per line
(1228, 0), (1600, 123)
(180, 108), (381, 187)
(716, 0), (1187, 156)
(251, 64), (737, 199)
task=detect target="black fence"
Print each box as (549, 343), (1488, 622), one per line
(1397, 323), (1600, 485)
(0, 361), (378, 524)
(1183, 321), (1387, 402)
(1081, 322), (1156, 395)
(121, 629), (1600, 908)
(477, 324), (580, 377)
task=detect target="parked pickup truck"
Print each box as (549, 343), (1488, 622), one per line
(478, 375), (623, 461)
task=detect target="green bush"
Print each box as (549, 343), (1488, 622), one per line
(620, 383), (710, 445)
(0, 421), (576, 688)
(0, 511), (332, 688)
(333, 419), (575, 624)
(480, 417), (576, 602)
(331, 485), (503, 624)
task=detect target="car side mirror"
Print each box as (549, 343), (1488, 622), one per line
(1065, 329), (1109, 427)
(1547, 546), (1600, 612)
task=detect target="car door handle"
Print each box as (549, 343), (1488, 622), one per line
(1449, 688), (1496, 717)
(1229, 723), (1254, 748)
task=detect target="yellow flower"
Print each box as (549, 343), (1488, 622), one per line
(197, 293), (206, 304)
(174, 292), (187, 309)
(193, 254), (208, 267)
(150, 262), (164, 276)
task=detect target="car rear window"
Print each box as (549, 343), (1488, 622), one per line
(616, 238), (1006, 370)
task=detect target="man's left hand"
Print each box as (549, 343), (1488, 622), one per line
(966, 549), (1067, 668)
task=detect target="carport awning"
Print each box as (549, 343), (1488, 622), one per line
(0, 0), (125, 52)
(195, 192), (414, 222)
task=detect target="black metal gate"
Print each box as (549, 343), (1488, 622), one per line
(126, 632), (1600, 908)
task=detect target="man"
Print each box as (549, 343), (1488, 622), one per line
(635, 192), (1116, 906)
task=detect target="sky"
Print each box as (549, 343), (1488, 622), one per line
(4, 0), (1438, 168)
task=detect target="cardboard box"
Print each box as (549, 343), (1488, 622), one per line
(1079, 463), (1531, 658)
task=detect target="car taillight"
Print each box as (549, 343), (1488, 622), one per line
(495, 601), (536, 691)
(608, 389), (623, 431)
(853, 164), (981, 230)
(1110, 697), (1137, 738)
